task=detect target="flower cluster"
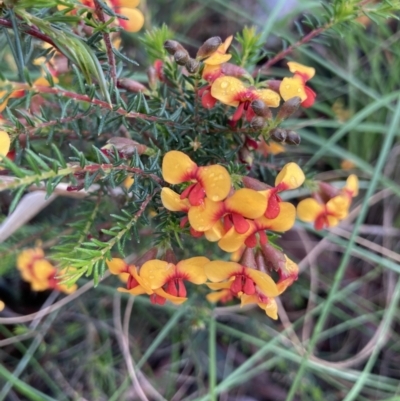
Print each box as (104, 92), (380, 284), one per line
(17, 248), (77, 294)
(297, 175), (359, 230)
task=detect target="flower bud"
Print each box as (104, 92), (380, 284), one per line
(239, 247), (257, 269)
(135, 248), (158, 267)
(270, 128), (287, 143)
(147, 65), (157, 89)
(276, 97), (301, 121)
(174, 50), (190, 65)
(117, 78), (146, 93)
(196, 36), (222, 59)
(285, 130), (301, 145)
(185, 58), (200, 74)
(103, 137), (148, 157)
(319, 182), (340, 200)
(221, 63), (247, 78)
(242, 176), (271, 191)
(255, 249), (268, 273)
(250, 116), (265, 130)
(164, 40), (185, 55)
(260, 242), (286, 273)
(251, 99), (272, 119)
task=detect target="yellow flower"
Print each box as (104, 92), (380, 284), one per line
(211, 76), (280, 122)
(162, 150), (231, 206)
(279, 62), (316, 108)
(139, 257), (210, 305)
(0, 300), (5, 311)
(240, 292), (278, 320)
(0, 131), (11, 157)
(260, 162), (305, 219)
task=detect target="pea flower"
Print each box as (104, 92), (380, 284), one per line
(17, 248), (77, 294)
(204, 260), (279, 298)
(297, 175), (359, 230)
(139, 257), (209, 305)
(0, 130), (11, 157)
(188, 188), (267, 233)
(279, 62), (316, 108)
(218, 202), (296, 252)
(106, 257), (153, 296)
(240, 292), (278, 320)
(211, 76), (280, 122)
(261, 162), (305, 219)
(162, 150), (231, 206)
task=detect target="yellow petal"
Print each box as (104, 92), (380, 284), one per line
(204, 221), (225, 242)
(275, 162), (305, 189)
(118, 286), (148, 296)
(327, 215), (339, 227)
(117, 7), (144, 32)
(206, 289), (231, 303)
(161, 188), (190, 212)
(31, 279), (51, 291)
(123, 175), (135, 189)
(221, 35), (233, 53)
(206, 281), (233, 290)
(255, 202), (296, 232)
(211, 76), (246, 107)
(0, 91), (11, 113)
(258, 298), (278, 320)
(197, 164), (231, 202)
(32, 260), (55, 280)
(297, 198), (324, 222)
(162, 150), (197, 184)
(287, 62), (315, 80)
(17, 248), (45, 270)
(139, 260), (171, 289)
(326, 195), (350, 219)
(57, 283), (78, 294)
(204, 261), (241, 282)
(280, 76), (307, 102)
(224, 188), (266, 219)
(188, 198), (224, 232)
(177, 257), (209, 284)
(345, 174), (359, 197)
(0, 131), (11, 156)
(255, 89), (280, 108)
(204, 53), (232, 66)
(154, 287), (187, 304)
(218, 224), (254, 253)
(112, 0), (140, 7)
(246, 269), (279, 297)
(0, 300), (4, 311)
(240, 294), (258, 307)
(106, 258), (128, 275)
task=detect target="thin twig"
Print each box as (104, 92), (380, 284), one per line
(93, 0), (117, 85)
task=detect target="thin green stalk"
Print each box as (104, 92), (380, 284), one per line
(343, 278), (400, 401)
(0, 365), (57, 401)
(109, 304), (188, 401)
(285, 99), (400, 401)
(208, 316), (217, 401)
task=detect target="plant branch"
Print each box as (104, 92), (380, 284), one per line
(93, 0), (117, 85)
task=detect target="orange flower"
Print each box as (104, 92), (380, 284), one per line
(297, 175), (358, 230)
(188, 188), (266, 234)
(139, 257), (209, 305)
(211, 76), (280, 122)
(276, 255), (299, 294)
(106, 258), (152, 295)
(280, 62), (316, 108)
(162, 151), (231, 206)
(240, 292), (278, 320)
(16, 248), (77, 294)
(204, 261), (279, 298)
(218, 202), (296, 253)
(0, 89), (24, 113)
(0, 131), (11, 158)
(261, 162), (305, 219)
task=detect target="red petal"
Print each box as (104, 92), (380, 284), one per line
(232, 213), (250, 234)
(202, 91), (217, 109)
(301, 86), (316, 108)
(180, 183), (196, 200)
(265, 194), (280, 219)
(245, 106), (256, 122)
(230, 275), (242, 295)
(231, 102), (245, 122)
(243, 277), (256, 295)
(178, 279), (187, 297)
(245, 233), (257, 248)
(188, 182), (206, 206)
(314, 214), (326, 230)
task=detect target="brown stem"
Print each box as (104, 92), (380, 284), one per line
(14, 83), (172, 125)
(93, 0), (117, 85)
(255, 23), (331, 75)
(0, 18), (60, 51)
